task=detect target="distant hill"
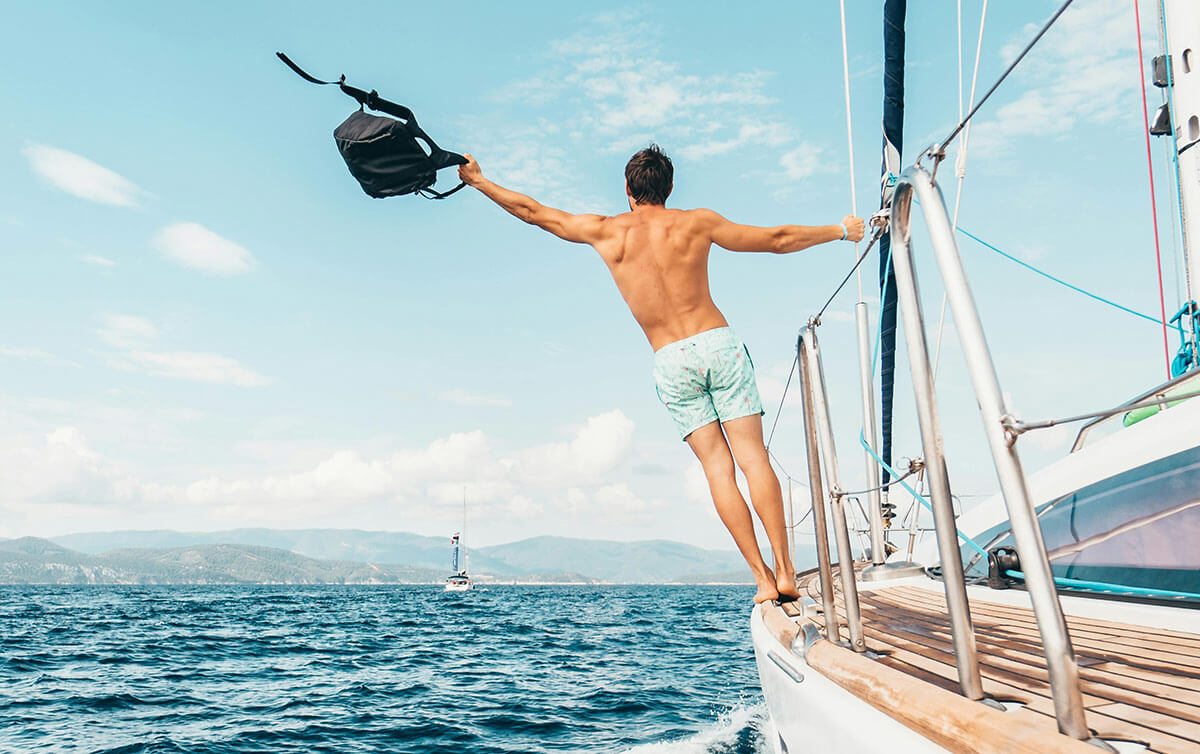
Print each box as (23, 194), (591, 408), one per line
(0, 537), (443, 585)
(17, 528), (817, 584)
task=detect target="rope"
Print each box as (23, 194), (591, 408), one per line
(1134, 0), (1173, 379)
(765, 353), (798, 450)
(1157, 0), (1193, 307)
(838, 0), (863, 300)
(933, 0), (990, 380)
(1006, 569), (1199, 601)
(816, 226), (885, 319)
(859, 430), (989, 558)
(956, 225), (1184, 332)
(938, 0), (1076, 155)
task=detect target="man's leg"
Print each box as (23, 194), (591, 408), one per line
(721, 414), (799, 599)
(686, 420), (779, 603)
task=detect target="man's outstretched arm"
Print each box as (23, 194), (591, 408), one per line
(459, 155), (607, 245)
(699, 209), (865, 254)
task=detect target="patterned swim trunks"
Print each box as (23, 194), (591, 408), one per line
(652, 326), (765, 441)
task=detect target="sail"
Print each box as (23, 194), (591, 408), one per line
(878, 0), (906, 486)
(451, 533), (460, 573)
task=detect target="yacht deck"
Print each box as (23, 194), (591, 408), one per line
(784, 568), (1200, 753)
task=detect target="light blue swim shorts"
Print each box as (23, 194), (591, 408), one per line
(652, 326), (765, 441)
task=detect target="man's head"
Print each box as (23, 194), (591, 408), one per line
(625, 144), (673, 207)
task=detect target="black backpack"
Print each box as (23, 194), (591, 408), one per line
(278, 52), (467, 199)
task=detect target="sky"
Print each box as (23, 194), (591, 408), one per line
(0, 0), (1188, 551)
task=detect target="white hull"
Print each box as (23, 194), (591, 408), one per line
(444, 580), (472, 592)
(750, 606), (951, 754)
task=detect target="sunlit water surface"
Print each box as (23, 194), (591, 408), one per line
(0, 585), (769, 753)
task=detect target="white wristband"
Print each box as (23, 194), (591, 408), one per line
(839, 222), (849, 241)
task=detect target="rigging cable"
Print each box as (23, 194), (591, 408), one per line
(1134, 0), (1173, 378)
(937, 0), (1076, 156)
(932, 0), (989, 380)
(838, 0), (863, 300)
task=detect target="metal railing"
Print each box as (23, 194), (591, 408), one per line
(792, 162), (1091, 739)
(890, 163), (1088, 738)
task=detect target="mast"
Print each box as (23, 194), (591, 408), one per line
(878, 0), (906, 505)
(462, 487), (469, 575)
(1155, 0), (1200, 364)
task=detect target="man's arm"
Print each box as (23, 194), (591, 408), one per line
(458, 155), (607, 245)
(699, 209), (865, 254)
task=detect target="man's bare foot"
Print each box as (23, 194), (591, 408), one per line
(754, 583), (781, 604)
(753, 570), (781, 603)
(776, 570), (801, 602)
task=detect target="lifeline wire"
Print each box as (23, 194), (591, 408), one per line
(816, 226), (885, 319)
(937, 0), (1076, 154)
(1134, 0), (1173, 378)
(765, 353), (798, 450)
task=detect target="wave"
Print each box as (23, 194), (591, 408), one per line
(619, 703), (769, 754)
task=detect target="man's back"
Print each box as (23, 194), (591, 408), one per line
(593, 207), (725, 351)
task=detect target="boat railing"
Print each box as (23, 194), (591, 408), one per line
(1069, 367), (1200, 451)
(795, 162), (1091, 740)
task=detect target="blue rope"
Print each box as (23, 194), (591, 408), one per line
(955, 225), (1184, 335)
(857, 430), (990, 559)
(1006, 569), (1200, 602)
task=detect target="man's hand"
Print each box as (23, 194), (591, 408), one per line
(843, 215), (866, 242)
(458, 153), (484, 187)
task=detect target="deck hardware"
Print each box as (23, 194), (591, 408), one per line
(768, 650), (805, 683)
(987, 547), (1021, 589)
(890, 164), (1090, 739)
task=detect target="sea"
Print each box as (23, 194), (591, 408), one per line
(0, 585), (769, 753)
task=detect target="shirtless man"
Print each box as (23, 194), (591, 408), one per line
(460, 145), (865, 603)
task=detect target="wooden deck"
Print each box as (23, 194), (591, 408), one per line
(787, 569), (1200, 753)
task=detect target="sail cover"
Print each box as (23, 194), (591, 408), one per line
(878, 0), (905, 487)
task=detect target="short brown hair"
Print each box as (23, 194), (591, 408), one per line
(625, 144), (673, 205)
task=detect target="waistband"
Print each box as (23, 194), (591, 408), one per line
(653, 326), (740, 354)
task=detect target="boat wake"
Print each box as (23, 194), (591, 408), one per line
(620, 703), (769, 754)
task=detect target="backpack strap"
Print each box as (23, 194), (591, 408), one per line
(418, 181), (467, 200)
(278, 51), (468, 195)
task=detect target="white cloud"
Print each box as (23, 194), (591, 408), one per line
(517, 409), (636, 487)
(438, 389), (514, 408)
(79, 253), (116, 268)
(0, 347), (79, 368)
(780, 143), (825, 180)
(152, 222), (256, 276)
(124, 350), (272, 387)
(484, 10), (826, 198)
(96, 313), (270, 387)
(22, 145), (143, 207)
(968, 0), (1141, 154)
(98, 313), (158, 349)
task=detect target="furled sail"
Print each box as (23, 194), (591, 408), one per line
(878, 0), (906, 487)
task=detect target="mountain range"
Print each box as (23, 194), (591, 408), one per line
(0, 529), (813, 585)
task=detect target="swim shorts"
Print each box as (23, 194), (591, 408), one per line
(652, 326), (765, 441)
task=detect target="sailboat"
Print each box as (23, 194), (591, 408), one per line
(752, 1), (1200, 752)
(445, 490), (472, 592)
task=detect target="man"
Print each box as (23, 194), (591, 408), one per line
(459, 145), (865, 603)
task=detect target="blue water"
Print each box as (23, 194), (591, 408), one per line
(0, 586), (768, 753)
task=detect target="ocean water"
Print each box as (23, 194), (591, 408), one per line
(0, 585), (769, 753)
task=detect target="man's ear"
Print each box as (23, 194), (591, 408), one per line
(625, 181), (632, 198)
(667, 183), (674, 199)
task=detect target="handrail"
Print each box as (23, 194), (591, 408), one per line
(1069, 368), (1200, 451)
(891, 164), (1089, 739)
(798, 322), (866, 652)
(887, 175), (985, 702)
(796, 329), (841, 642)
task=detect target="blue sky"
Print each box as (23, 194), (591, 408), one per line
(0, 0), (1186, 550)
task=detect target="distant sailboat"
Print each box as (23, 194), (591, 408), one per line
(445, 490), (471, 592)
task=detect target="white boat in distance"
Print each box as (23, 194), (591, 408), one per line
(753, 1), (1200, 752)
(445, 490), (472, 592)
